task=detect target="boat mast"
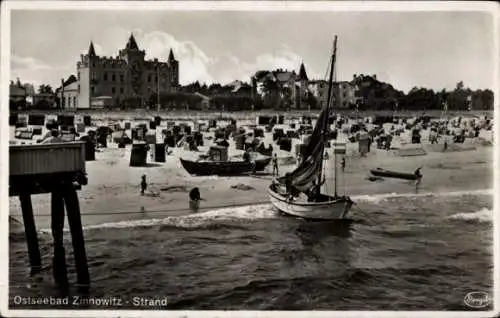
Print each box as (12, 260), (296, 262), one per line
(319, 35), (337, 195)
(332, 36), (338, 198)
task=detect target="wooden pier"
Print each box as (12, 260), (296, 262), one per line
(9, 142), (89, 291)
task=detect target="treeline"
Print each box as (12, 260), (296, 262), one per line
(352, 75), (494, 111)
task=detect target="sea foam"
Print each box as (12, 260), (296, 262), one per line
(35, 189), (492, 232)
(449, 208), (493, 223)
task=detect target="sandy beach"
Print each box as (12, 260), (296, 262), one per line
(9, 112), (494, 231)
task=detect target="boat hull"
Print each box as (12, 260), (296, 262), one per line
(180, 157), (271, 176)
(370, 168), (420, 181)
(267, 185), (353, 220)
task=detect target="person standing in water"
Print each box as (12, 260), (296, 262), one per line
(272, 153), (279, 176)
(140, 174), (147, 195)
(414, 167), (423, 193)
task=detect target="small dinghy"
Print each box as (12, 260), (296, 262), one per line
(370, 167), (422, 181)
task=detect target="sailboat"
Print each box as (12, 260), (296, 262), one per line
(267, 36), (354, 220)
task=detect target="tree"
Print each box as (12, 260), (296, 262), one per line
(38, 84), (54, 94)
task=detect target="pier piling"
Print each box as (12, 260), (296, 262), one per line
(10, 142), (90, 290)
(64, 184), (90, 289)
(51, 188), (69, 289)
(19, 193), (41, 276)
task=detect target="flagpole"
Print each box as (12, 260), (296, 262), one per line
(157, 65), (160, 112)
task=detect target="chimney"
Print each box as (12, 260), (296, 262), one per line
(61, 78), (65, 107)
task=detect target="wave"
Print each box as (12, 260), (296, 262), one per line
(352, 189), (492, 204)
(38, 204), (278, 233)
(449, 208), (493, 223)
(34, 189), (492, 233)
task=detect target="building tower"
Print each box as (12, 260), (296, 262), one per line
(296, 62), (309, 108)
(119, 33), (146, 103)
(76, 41), (99, 109)
(75, 33), (180, 109)
(168, 49), (179, 89)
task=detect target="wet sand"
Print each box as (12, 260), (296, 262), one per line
(9, 116), (493, 231)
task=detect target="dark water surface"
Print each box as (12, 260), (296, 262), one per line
(9, 191), (493, 310)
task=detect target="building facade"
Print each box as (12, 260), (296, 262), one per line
(336, 81), (357, 108)
(76, 34), (179, 109)
(308, 80), (357, 109)
(251, 62), (311, 109)
(308, 80), (329, 108)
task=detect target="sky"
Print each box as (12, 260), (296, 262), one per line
(9, 8), (496, 93)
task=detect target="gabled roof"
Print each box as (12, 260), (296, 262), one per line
(10, 84), (25, 96)
(168, 49), (176, 61)
(63, 75), (78, 87)
(254, 70), (271, 80)
(34, 93), (55, 97)
(126, 33), (139, 50)
(298, 62), (308, 81)
(64, 81), (79, 91)
(275, 71), (295, 83)
(88, 41), (96, 56)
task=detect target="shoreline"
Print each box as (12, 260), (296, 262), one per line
(9, 109), (494, 231)
(9, 145), (493, 231)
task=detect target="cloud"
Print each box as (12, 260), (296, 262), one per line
(89, 28), (216, 84)
(97, 29), (306, 85)
(139, 31), (216, 84)
(212, 46), (304, 84)
(11, 30), (308, 89)
(11, 55), (74, 89)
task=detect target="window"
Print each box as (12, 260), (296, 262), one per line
(104, 72), (108, 81)
(91, 86), (95, 94)
(77, 72), (80, 80)
(77, 84), (80, 91)
(63, 97), (66, 108)
(91, 72), (97, 80)
(120, 74), (124, 82)
(73, 96), (76, 107)
(92, 62), (95, 68)
(112, 87), (116, 94)
(120, 87), (124, 94)
(112, 73), (116, 81)
(148, 75), (152, 83)
(155, 76), (158, 82)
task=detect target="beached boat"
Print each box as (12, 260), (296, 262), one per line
(180, 157), (271, 176)
(180, 145), (271, 176)
(370, 168), (422, 181)
(267, 36), (354, 220)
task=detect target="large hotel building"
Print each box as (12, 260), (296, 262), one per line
(61, 33), (179, 109)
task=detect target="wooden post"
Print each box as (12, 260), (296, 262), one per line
(19, 193), (41, 276)
(51, 188), (69, 289)
(63, 185), (90, 289)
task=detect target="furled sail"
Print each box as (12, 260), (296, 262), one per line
(276, 106), (327, 192)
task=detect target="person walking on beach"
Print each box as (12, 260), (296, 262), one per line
(414, 167), (422, 193)
(243, 148), (256, 174)
(140, 174), (147, 195)
(272, 153), (279, 176)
